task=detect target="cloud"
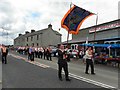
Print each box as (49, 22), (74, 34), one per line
(0, 0), (119, 45)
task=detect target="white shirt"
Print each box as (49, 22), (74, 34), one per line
(85, 50), (92, 59)
(38, 48), (40, 52)
(35, 47), (38, 51)
(40, 47), (44, 52)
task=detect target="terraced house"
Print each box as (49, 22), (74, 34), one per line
(14, 24), (62, 47)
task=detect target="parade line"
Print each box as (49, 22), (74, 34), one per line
(9, 53), (117, 89)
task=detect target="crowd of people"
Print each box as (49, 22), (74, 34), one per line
(0, 44), (96, 81)
(16, 46), (72, 62)
(16, 46), (52, 61)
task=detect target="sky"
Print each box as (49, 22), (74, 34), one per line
(0, 0), (119, 45)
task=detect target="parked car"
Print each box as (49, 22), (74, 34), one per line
(51, 48), (58, 57)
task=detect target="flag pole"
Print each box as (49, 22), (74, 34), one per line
(93, 13), (98, 56)
(93, 13), (98, 43)
(67, 2), (72, 48)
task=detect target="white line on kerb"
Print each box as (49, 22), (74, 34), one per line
(9, 54), (50, 68)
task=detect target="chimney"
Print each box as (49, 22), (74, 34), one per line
(31, 29), (35, 33)
(25, 31), (29, 34)
(19, 34), (22, 36)
(48, 24), (52, 29)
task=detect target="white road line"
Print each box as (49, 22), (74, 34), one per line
(24, 60), (49, 68)
(34, 61), (50, 68)
(69, 73), (116, 89)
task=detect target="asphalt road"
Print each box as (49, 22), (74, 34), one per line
(1, 51), (118, 89)
(10, 51), (118, 88)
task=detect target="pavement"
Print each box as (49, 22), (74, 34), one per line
(1, 51), (119, 89)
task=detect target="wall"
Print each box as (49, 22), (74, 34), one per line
(42, 28), (61, 47)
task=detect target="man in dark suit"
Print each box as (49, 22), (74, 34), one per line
(46, 47), (50, 60)
(57, 44), (71, 81)
(1, 45), (8, 64)
(29, 46), (35, 61)
(43, 48), (46, 60)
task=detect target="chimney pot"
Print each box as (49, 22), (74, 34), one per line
(25, 31), (29, 34)
(19, 34), (22, 36)
(48, 24), (52, 29)
(31, 29), (35, 33)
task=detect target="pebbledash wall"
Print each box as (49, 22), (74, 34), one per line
(14, 24), (62, 47)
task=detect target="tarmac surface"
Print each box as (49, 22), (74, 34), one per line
(1, 51), (119, 89)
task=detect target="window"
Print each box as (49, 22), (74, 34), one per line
(104, 42), (109, 44)
(37, 43), (39, 46)
(31, 36), (33, 41)
(37, 35), (39, 40)
(75, 45), (76, 49)
(71, 45), (74, 49)
(116, 41), (120, 44)
(32, 43), (34, 46)
(110, 42), (115, 44)
(27, 37), (28, 42)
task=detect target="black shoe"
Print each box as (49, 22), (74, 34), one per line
(59, 78), (63, 81)
(85, 72), (89, 74)
(66, 78), (71, 81)
(91, 73), (95, 75)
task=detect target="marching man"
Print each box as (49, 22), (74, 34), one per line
(1, 45), (8, 64)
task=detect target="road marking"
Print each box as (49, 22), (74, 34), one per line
(34, 61), (50, 68)
(28, 61), (50, 68)
(69, 73), (116, 89)
(9, 54), (50, 69)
